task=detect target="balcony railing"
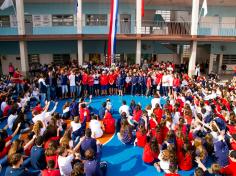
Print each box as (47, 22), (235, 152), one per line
(138, 21), (191, 35)
(198, 22), (236, 36)
(2, 19), (236, 37)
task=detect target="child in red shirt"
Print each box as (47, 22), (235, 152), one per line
(103, 110), (115, 134)
(41, 160), (60, 176)
(142, 137), (159, 164)
(135, 124), (147, 148)
(100, 71), (109, 95)
(82, 71), (88, 97)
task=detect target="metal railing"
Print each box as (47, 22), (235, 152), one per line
(198, 22), (236, 36)
(138, 20), (191, 35)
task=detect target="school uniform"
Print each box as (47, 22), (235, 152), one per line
(131, 76), (138, 95)
(136, 130), (147, 147)
(116, 75), (124, 90)
(5, 166), (37, 176)
(30, 145), (47, 170)
(214, 139), (229, 167)
(103, 112), (115, 134)
(142, 143), (159, 164)
(80, 137), (97, 159)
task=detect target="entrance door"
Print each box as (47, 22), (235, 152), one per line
(120, 14), (131, 34)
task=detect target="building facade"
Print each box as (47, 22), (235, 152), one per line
(0, 0), (236, 75)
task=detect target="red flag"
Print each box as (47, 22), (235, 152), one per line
(141, 0), (144, 17)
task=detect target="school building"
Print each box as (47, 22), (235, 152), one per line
(0, 0), (236, 75)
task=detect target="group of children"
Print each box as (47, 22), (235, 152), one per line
(0, 61), (235, 176)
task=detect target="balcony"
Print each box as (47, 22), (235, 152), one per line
(198, 22), (236, 37)
(139, 21), (191, 35)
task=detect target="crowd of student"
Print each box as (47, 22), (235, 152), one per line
(0, 61), (235, 176)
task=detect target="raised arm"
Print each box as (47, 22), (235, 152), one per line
(11, 123), (21, 138)
(24, 135), (37, 151)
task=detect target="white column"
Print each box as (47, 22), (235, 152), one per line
(188, 41), (197, 77)
(208, 54), (214, 74)
(218, 53), (223, 74)
(19, 41), (29, 75)
(136, 40), (141, 65)
(16, 0), (28, 75)
(16, 0), (25, 35)
(136, 0), (142, 34)
(78, 40), (83, 66)
(77, 0), (83, 66)
(77, 0), (82, 34)
(191, 0), (199, 35)
(136, 0), (142, 64)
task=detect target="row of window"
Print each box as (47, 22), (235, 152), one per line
(0, 14), (108, 27)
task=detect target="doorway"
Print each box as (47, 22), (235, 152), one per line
(120, 14), (131, 34)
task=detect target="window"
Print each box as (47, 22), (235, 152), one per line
(28, 54), (41, 71)
(33, 15), (51, 27)
(86, 14), (107, 26)
(52, 15), (74, 26)
(53, 54), (70, 65)
(223, 55), (236, 65)
(0, 16), (10, 27)
(155, 10), (171, 22)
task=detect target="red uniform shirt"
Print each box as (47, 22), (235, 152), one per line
(151, 129), (163, 145)
(220, 158), (236, 176)
(3, 105), (11, 116)
(79, 107), (91, 122)
(149, 118), (158, 129)
(133, 109), (142, 122)
(82, 73), (88, 85)
(41, 169), (60, 176)
(231, 141), (236, 150)
(103, 112), (115, 134)
(108, 74), (116, 85)
(12, 71), (22, 83)
(46, 155), (58, 168)
(87, 75), (94, 86)
(173, 78), (180, 87)
(136, 130), (147, 148)
(153, 108), (163, 124)
(178, 152), (193, 171)
(100, 74), (109, 86)
(142, 143), (159, 163)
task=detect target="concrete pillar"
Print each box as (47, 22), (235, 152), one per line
(16, 0), (25, 35)
(77, 0), (83, 66)
(191, 0), (200, 35)
(208, 54), (214, 74)
(78, 40), (83, 66)
(16, 0), (28, 75)
(77, 0), (82, 34)
(19, 41), (29, 75)
(136, 0), (142, 64)
(136, 40), (141, 65)
(136, 0), (142, 34)
(218, 53), (223, 74)
(188, 41), (197, 77)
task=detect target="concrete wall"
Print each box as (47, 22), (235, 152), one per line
(0, 55), (21, 74)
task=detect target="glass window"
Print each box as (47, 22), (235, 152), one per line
(33, 15), (51, 27)
(0, 16), (10, 27)
(155, 10), (171, 22)
(223, 55), (236, 65)
(86, 14), (107, 26)
(52, 15), (74, 26)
